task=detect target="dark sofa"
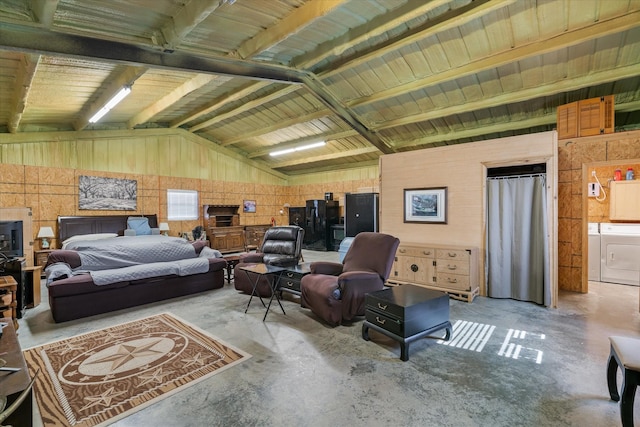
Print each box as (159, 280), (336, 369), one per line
(45, 240), (226, 322)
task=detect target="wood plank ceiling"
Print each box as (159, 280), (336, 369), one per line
(0, 0), (639, 175)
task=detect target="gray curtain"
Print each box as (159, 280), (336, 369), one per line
(486, 174), (550, 306)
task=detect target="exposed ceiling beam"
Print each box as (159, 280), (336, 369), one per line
(292, 0), (451, 68)
(349, 10), (640, 109)
(189, 85), (300, 132)
(175, 0), (343, 131)
(75, 66), (148, 131)
(158, 0), (222, 52)
(373, 63), (640, 131)
(8, 53), (40, 133)
(220, 110), (329, 146)
(30, 0), (59, 28)
(270, 146), (379, 169)
(0, 23), (308, 84)
(301, 75), (394, 154)
(283, 159), (380, 175)
(170, 81), (272, 128)
(128, 73), (218, 129)
(393, 116), (555, 149)
(320, 0), (517, 78)
(247, 129), (359, 158)
(233, 0), (344, 60)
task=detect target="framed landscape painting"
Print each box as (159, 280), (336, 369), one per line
(404, 187), (447, 224)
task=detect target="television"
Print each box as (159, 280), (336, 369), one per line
(0, 220), (23, 258)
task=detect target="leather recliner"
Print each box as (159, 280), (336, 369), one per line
(234, 226), (304, 297)
(300, 232), (400, 326)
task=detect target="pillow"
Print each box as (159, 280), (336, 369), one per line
(61, 233), (118, 248)
(199, 246), (222, 259)
(127, 217), (151, 236)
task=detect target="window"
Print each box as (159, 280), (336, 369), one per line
(167, 189), (198, 220)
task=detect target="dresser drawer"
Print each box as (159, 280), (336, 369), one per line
(436, 248), (470, 261)
(436, 259), (469, 275)
(279, 271), (303, 292)
(436, 273), (470, 291)
(397, 246), (435, 258)
(365, 309), (403, 335)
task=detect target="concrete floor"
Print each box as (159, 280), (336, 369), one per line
(14, 249), (640, 427)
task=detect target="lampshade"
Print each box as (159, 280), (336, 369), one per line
(159, 223), (170, 231)
(37, 227), (54, 238)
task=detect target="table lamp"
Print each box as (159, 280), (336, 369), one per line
(159, 222), (170, 236)
(37, 226), (55, 249)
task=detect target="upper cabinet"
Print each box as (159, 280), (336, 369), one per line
(610, 181), (640, 221)
(203, 205), (240, 228)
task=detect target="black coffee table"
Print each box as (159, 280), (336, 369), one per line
(362, 285), (452, 361)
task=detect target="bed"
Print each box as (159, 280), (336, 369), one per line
(45, 214), (226, 322)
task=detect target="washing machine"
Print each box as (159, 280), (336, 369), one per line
(588, 223), (600, 281)
(600, 223), (640, 286)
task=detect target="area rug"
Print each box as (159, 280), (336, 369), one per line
(22, 313), (251, 427)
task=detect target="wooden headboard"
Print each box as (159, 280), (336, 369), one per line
(57, 215), (158, 242)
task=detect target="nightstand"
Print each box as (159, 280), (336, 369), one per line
(34, 249), (54, 274)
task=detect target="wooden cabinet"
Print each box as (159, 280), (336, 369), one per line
(389, 243), (479, 302)
(208, 226), (245, 253)
(610, 180), (640, 221)
(203, 205), (239, 228)
(245, 224), (270, 250)
(557, 96), (614, 139)
(0, 276), (18, 329)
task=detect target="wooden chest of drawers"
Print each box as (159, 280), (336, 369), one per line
(389, 243), (479, 302)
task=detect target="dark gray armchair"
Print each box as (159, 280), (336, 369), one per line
(300, 232), (400, 326)
(234, 226), (304, 297)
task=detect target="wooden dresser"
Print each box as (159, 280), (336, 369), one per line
(388, 243), (479, 302)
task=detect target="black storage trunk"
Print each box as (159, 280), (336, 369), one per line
(345, 192), (378, 237)
(365, 285), (449, 338)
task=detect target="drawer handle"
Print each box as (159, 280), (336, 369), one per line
(448, 252), (457, 257)
(399, 249), (406, 253)
(423, 251), (431, 255)
(447, 265), (457, 270)
(286, 272), (294, 278)
(377, 303), (388, 310)
(286, 281), (294, 287)
(410, 264), (419, 272)
(375, 316), (386, 325)
(446, 278), (458, 283)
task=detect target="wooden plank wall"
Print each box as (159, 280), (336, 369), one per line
(380, 131), (558, 306)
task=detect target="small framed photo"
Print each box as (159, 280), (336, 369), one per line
(243, 200), (256, 213)
(404, 187), (447, 224)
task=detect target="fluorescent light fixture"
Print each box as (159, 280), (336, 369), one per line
(269, 141), (326, 156)
(88, 85), (132, 123)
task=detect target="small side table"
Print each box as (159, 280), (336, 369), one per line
(24, 265), (43, 308)
(34, 249), (55, 276)
(222, 254), (241, 284)
(0, 275), (19, 329)
(239, 263), (286, 321)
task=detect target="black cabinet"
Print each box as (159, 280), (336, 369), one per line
(302, 200), (339, 251)
(345, 193), (378, 237)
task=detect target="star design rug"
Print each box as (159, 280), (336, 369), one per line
(22, 313), (250, 427)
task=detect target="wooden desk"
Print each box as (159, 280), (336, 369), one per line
(0, 317), (33, 426)
(0, 276), (18, 329)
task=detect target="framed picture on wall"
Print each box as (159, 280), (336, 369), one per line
(404, 187), (447, 224)
(243, 200), (256, 213)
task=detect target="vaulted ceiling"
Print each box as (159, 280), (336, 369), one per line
(1, 0), (639, 175)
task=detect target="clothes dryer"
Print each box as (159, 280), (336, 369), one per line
(588, 223), (600, 281)
(600, 223), (640, 286)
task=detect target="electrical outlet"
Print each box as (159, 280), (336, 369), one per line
(588, 182), (599, 197)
